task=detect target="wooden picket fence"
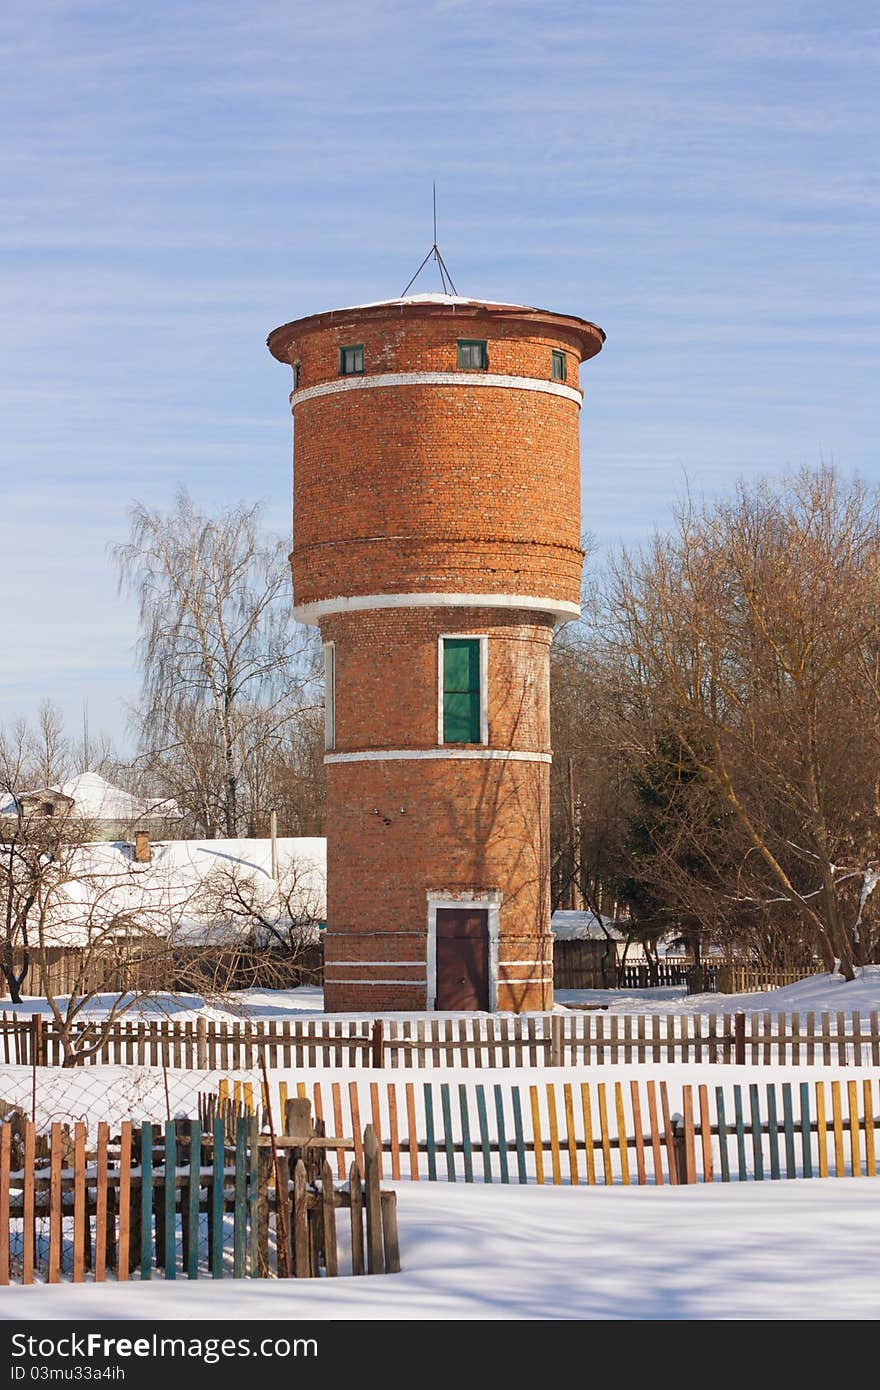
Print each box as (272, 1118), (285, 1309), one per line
(0, 1101), (400, 1286)
(243, 1074), (880, 1189)
(5, 1009), (880, 1069)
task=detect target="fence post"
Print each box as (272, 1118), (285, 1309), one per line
(734, 1012), (746, 1066)
(549, 1014), (563, 1067)
(371, 1019), (385, 1069)
(671, 1115), (689, 1184)
(29, 1014), (44, 1068)
(196, 1018), (208, 1070)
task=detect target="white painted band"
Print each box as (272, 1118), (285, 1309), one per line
(324, 748), (552, 766)
(324, 978), (427, 987)
(293, 591), (581, 626)
(325, 961), (426, 968)
(291, 370), (583, 409)
(497, 977), (553, 985)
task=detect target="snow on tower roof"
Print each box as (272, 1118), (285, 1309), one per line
(267, 293), (605, 361)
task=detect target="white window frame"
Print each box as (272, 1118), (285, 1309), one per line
(437, 633), (488, 747)
(426, 890), (501, 1011)
(323, 640), (336, 751)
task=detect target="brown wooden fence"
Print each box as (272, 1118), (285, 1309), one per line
(0, 946), (324, 1000)
(4, 1009), (880, 1068)
(0, 1102), (398, 1286)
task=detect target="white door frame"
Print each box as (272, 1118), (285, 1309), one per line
(426, 890), (501, 1010)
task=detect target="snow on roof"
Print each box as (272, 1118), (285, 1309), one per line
(58, 771), (181, 822)
(551, 910), (625, 942)
(0, 772), (182, 823)
(31, 836), (327, 947)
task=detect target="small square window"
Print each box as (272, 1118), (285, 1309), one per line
(339, 344), (365, 376)
(457, 339), (488, 371)
(551, 350), (567, 382)
(293, 361), (302, 390)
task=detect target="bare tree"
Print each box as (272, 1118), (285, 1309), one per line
(194, 856), (323, 991)
(601, 467), (880, 980)
(115, 491), (321, 837)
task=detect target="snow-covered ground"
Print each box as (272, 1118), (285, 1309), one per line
(3, 967), (879, 1023)
(5, 1181), (880, 1320)
(558, 966), (880, 1016)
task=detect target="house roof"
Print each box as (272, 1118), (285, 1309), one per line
(550, 910), (625, 942)
(1, 772), (181, 823)
(22, 836), (327, 948)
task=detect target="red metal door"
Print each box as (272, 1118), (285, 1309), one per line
(435, 909), (490, 1011)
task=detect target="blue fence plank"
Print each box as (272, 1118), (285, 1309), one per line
(233, 1117), (247, 1278)
(511, 1087), (528, 1184)
(187, 1120), (201, 1279)
(211, 1118), (224, 1279)
(423, 1085), (437, 1181)
(715, 1088), (730, 1183)
(164, 1122), (177, 1277)
(494, 1085), (509, 1184)
(440, 1084), (456, 1182)
(733, 1087), (748, 1181)
(799, 1083), (813, 1179)
(749, 1085), (764, 1180)
(766, 1086), (780, 1180)
(781, 1085), (796, 1178)
(141, 1123), (153, 1280)
(475, 1085), (492, 1183)
(458, 1086), (474, 1183)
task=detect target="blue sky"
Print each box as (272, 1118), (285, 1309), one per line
(1, 1), (878, 746)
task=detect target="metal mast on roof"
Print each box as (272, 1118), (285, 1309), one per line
(401, 183), (459, 297)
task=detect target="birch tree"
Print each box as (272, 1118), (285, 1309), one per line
(115, 491), (320, 837)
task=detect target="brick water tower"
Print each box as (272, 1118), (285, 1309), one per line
(268, 292), (604, 1013)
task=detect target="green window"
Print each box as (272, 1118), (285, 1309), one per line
(293, 361), (302, 390)
(442, 638), (482, 743)
(339, 344), (364, 375)
(551, 349), (566, 382)
(456, 339), (488, 370)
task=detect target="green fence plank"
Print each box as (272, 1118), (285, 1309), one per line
(781, 1084), (796, 1178)
(187, 1120), (201, 1279)
(211, 1118), (224, 1279)
(475, 1085), (492, 1183)
(715, 1087), (730, 1183)
(233, 1117), (247, 1278)
(164, 1122), (177, 1277)
(799, 1083), (813, 1179)
(458, 1086), (473, 1183)
(423, 1085), (437, 1182)
(749, 1085), (764, 1180)
(249, 1116), (260, 1276)
(766, 1086), (780, 1180)
(494, 1085), (509, 1184)
(440, 1084), (456, 1182)
(511, 1087), (528, 1184)
(141, 1123), (153, 1280)
(733, 1087), (747, 1181)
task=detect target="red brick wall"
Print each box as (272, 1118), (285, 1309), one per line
(323, 607), (551, 752)
(323, 756), (553, 1013)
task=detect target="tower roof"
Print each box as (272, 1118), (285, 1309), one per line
(267, 293), (605, 363)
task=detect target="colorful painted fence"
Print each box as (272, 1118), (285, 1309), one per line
(5, 1009), (880, 1069)
(0, 1108), (399, 1287)
(238, 1074), (880, 1188)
